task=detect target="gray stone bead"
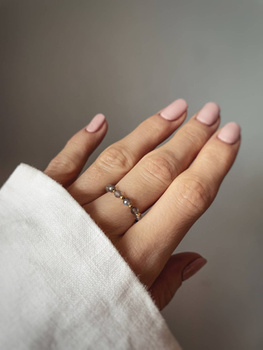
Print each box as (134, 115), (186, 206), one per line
(123, 198), (131, 206)
(106, 184), (115, 192)
(114, 190), (122, 198)
(131, 206), (139, 214)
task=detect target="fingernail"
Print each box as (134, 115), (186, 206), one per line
(182, 257), (207, 281)
(217, 122), (241, 144)
(86, 113), (106, 133)
(160, 99), (188, 121)
(196, 102), (220, 125)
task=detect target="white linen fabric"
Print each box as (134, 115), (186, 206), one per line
(0, 164), (181, 350)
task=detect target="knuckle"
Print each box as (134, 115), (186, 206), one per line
(177, 176), (213, 215)
(142, 152), (176, 186)
(96, 144), (133, 173)
(47, 153), (77, 178)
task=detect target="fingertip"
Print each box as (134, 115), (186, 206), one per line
(206, 101), (220, 113)
(159, 98), (188, 121)
(182, 257), (207, 281)
(196, 102), (220, 126)
(217, 122), (241, 144)
(86, 113), (106, 133)
(147, 252), (206, 310)
(177, 98), (188, 110)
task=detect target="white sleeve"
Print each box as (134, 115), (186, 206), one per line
(0, 164), (181, 350)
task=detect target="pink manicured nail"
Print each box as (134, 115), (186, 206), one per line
(218, 122), (241, 144)
(182, 257), (207, 281)
(196, 102), (220, 125)
(86, 113), (106, 133)
(160, 99), (188, 121)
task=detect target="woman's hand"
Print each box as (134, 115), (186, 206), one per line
(44, 99), (241, 310)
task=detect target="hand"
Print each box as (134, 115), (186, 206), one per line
(44, 99), (241, 310)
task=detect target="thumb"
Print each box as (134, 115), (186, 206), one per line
(149, 252), (207, 310)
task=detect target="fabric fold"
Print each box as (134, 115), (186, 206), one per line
(0, 164), (180, 350)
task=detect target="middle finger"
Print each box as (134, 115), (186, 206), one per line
(85, 102), (220, 236)
(68, 98), (187, 202)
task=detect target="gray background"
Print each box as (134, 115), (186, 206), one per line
(0, 0), (262, 349)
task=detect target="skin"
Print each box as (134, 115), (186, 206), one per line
(44, 102), (241, 310)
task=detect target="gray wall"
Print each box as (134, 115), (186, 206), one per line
(1, 0), (262, 349)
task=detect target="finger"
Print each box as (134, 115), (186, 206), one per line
(122, 122), (241, 286)
(149, 253), (207, 310)
(44, 114), (107, 187)
(68, 99), (188, 202)
(86, 102), (220, 236)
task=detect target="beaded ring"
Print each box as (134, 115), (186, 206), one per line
(105, 184), (141, 222)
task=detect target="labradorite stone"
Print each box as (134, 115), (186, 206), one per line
(131, 206), (139, 214)
(106, 184), (115, 192)
(114, 190), (122, 198)
(123, 198), (131, 206)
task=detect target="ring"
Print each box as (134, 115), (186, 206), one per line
(105, 184), (141, 222)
